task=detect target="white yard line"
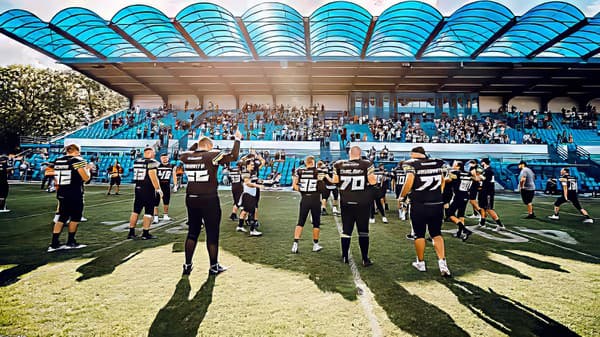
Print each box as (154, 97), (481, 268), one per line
(331, 210), (383, 337)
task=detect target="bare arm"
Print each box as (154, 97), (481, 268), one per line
(148, 169), (161, 190)
(292, 175), (300, 192)
(77, 167), (91, 183)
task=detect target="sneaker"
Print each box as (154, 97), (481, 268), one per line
(461, 229), (473, 242)
(182, 263), (193, 275)
(208, 263), (228, 275)
(106, 192), (111, 196)
(369, 218), (375, 224)
(236, 226), (247, 233)
(80, 217), (88, 222)
(453, 230), (463, 238)
(64, 241), (87, 250)
(229, 213), (238, 221)
(163, 215), (172, 221)
(342, 256), (349, 264)
(525, 213), (536, 219)
(115, 192), (120, 195)
(467, 213), (480, 219)
(548, 214), (560, 220)
(127, 233), (137, 240)
(362, 258), (373, 267)
(583, 218), (594, 224)
(412, 259), (426, 272)
(291, 242), (299, 253)
(47, 244), (63, 252)
(249, 229), (262, 237)
(405, 234), (416, 240)
(382, 216), (388, 224)
(312, 243), (323, 252)
(332, 207), (339, 215)
(153, 216), (159, 224)
(141, 234), (157, 240)
(494, 225), (506, 232)
(438, 259), (451, 277)
(0, 209), (10, 213)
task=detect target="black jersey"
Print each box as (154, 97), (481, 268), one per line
(229, 164), (243, 186)
(0, 156), (9, 184)
(317, 166), (328, 192)
(481, 167), (496, 193)
(334, 159), (373, 205)
(560, 174), (578, 193)
(393, 165), (406, 187)
(179, 140), (240, 196)
(403, 158), (445, 204)
(133, 158), (159, 192)
(374, 167), (388, 188)
(157, 163), (174, 184)
(469, 166), (482, 192)
(54, 155), (87, 198)
(295, 166), (320, 195)
(325, 165), (337, 190)
(452, 170), (473, 199)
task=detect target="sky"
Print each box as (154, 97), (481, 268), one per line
(0, 0), (598, 69)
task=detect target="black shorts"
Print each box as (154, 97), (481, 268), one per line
(232, 184), (243, 206)
(298, 193), (321, 228)
(322, 187), (339, 201)
(160, 183), (171, 205)
(0, 183), (8, 199)
(520, 190), (535, 205)
(133, 189), (156, 216)
(447, 197), (468, 218)
(554, 193), (582, 210)
(340, 202), (370, 236)
(185, 194), (221, 244)
(410, 202), (443, 239)
(478, 191), (495, 210)
(57, 195), (84, 223)
(443, 188), (454, 204)
(110, 176), (121, 186)
(240, 193), (258, 212)
(468, 187), (479, 200)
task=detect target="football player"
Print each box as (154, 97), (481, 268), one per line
(477, 158), (505, 231)
(127, 147), (162, 240)
(399, 146), (450, 276)
(445, 161), (473, 241)
(179, 130), (241, 275)
(333, 146), (377, 267)
(369, 163), (388, 224)
(47, 144), (91, 252)
(291, 156), (324, 253)
(237, 159), (264, 236)
(548, 167), (593, 223)
(228, 162), (243, 222)
(0, 154), (14, 213)
(153, 153), (177, 223)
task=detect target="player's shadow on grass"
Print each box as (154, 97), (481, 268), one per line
(445, 279), (581, 337)
(148, 275), (215, 337)
(495, 250), (569, 273)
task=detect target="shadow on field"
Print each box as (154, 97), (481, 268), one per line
(445, 279), (581, 337)
(495, 250), (569, 273)
(148, 275), (215, 337)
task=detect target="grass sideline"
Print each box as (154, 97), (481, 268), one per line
(0, 184), (598, 336)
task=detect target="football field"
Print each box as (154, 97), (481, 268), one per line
(0, 184), (599, 337)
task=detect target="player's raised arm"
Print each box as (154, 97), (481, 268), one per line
(367, 164), (377, 186)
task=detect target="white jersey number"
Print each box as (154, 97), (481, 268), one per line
(416, 175), (442, 191)
(340, 176), (365, 191)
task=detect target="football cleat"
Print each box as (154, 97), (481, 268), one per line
(141, 234), (157, 240)
(548, 215), (560, 220)
(467, 213), (480, 219)
(412, 259), (426, 272)
(342, 256), (349, 264)
(249, 229), (262, 237)
(525, 213), (536, 219)
(461, 229), (473, 242)
(64, 241), (87, 250)
(153, 216), (159, 224)
(583, 218), (594, 224)
(405, 233), (416, 240)
(127, 233), (137, 240)
(208, 263), (228, 275)
(438, 259), (451, 277)
(163, 215), (172, 221)
(236, 226), (247, 233)
(182, 263), (193, 275)
(453, 230), (463, 239)
(362, 258), (373, 267)
(291, 242), (299, 254)
(0, 209), (10, 213)
(47, 244), (63, 252)
(80, 217), (88, 222)
(229, 213), (238, 221)
(312, 243), (323, 252)
(493, 225), (506, 232)
(369, 218), (375, 224)
(382, 216), (389, 224)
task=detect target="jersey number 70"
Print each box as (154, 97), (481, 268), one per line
(340, 176), (365, 191)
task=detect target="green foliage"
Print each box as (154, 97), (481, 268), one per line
(0, 65), (129, 151)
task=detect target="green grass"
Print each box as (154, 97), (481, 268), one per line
(0, 184), (599, 336)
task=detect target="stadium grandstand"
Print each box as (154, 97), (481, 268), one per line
(1, 1), (600, 336)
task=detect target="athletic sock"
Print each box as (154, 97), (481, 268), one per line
(313, 239), (318, 244)
(128, 228), (135, 236)
(51, 233), (60, 247)
(457, 222), (465, 231)
(142, 229), (149, 236)
(238, 219), (244, 228)
(294, 238), (299, 243)
(358, 236), (370, 262)
(341, 237), (351, 260)
(495, 219), (503, 226)
(67, 232), (76, 244)
(584, 214), (591, 219)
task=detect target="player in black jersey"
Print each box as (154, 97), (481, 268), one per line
(445, 161), (474, 241)
(128, 147), (162, 240)
(549, 168), (594, 223)
(153, 153), (177, 223)
(228, 162), (243, 221)
(48, 144), (91, 252)
(333, 146), (377, 267)
(0, 154), (14, 213)
(240, 152), (266, 226)
(369, 164), (388, 224)
(399, 146), (450, 276)
(291, 156), (324, 253)
(237, 160), (264, 236)
(392, 161), (407, 220)
(477, 158), (504, 231)
(442, 162), (455, 220)
(319, 161), (339, 216)
(466, 160), (483, 219)
(180, 130), (241, 275)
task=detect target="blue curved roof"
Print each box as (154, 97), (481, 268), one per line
(1, 1), (600, 62)
(176, 3), (249, 57)
(242, 3), (305, 57)
(368, 1), (442, 57)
